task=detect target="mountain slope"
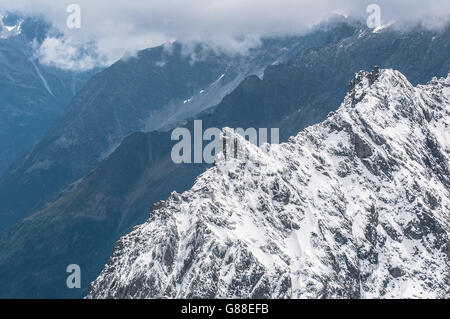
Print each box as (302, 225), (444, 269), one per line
(0, 13), (97, 174)
(88, 69), (450, 299)
(0, 21), (449, 299)
(0, 27), (341, 231)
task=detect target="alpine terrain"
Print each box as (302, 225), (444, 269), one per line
(88, 69), (450, 298)
(0, 20), (449, 299)
(0, 13), (97, 174)
(0, 24), (342, 232)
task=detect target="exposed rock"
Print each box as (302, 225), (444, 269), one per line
(87, 69), (450, 299)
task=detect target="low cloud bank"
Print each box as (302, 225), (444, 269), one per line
(1, 0), (449, 70)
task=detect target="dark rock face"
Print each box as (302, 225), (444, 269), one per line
(354, 135), (373, 158)
(87, 70), (450, 299)
(349, 67), (381, 106)
(389, 267), (405, 278)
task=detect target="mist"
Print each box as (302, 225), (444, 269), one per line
(1, 0), (449, 70)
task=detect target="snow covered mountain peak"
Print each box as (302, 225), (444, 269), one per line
(88, 69), (449, 299)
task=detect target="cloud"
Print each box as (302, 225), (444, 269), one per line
(33, 37), (106, 71)
(1, 0), (449, 70)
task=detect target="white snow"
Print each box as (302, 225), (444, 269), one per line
(88, 69), (450, 299)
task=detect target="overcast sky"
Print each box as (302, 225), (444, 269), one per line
(1, 0), (449, 70)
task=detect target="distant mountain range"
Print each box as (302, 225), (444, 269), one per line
(0, 17), (449, 298)
(0, 13), (97, 174)
(0, 24), (340, 232)
(88, 68), (450, 298)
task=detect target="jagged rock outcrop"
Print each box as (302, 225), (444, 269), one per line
(87, 69), (450, 299)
